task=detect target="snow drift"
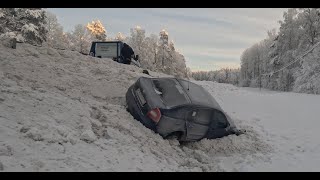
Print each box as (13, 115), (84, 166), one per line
(0, 43), (273, 171)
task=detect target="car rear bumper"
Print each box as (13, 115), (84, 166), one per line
(126, 85), (157, 131)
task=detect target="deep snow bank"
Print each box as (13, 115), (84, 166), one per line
(0, 43), (271, 171)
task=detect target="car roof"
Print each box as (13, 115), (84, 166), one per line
(176, 78), (223, 110)
(147, 77), (223, 111)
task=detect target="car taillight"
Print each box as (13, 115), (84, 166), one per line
(147, 108), (161, 124)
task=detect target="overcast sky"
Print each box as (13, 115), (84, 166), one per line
(48, 8), (287, 71)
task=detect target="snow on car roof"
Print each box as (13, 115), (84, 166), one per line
(176, 79), (223, 110)
(150, 77), (222, 110)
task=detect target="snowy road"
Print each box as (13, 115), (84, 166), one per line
(196, 81), (320, 171)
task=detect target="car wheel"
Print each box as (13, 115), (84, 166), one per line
(165, 131), (183, 140)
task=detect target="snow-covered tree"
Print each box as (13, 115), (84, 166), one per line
(0, 8), (47, 45)
(155, 29), (188, 77)
(127, 26), (146, 53)
(144, 34), (158, 69)
(298, 8), (320, 46)
(165, 40), (188, 78)
(186, 67), (192, 78)
(115, 32), (126, 41)
(45, 11), (68, 49)
(159, 29), (169, 45)
(192, 68), (240, 85)
(293, 44), (320, 94)
(157, 29), (172, 69)
(126, 26), (151, 69)
(69, 24), (94, 54)
(125, 26), (188, 77)
(239, 8), (320, 94)
(86, 20), (107, 41)
(174, 51), (188, 78)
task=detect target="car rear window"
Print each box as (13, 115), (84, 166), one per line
(152, 78), (190, 107)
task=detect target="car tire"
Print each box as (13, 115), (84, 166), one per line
(165, 131), (183, 140)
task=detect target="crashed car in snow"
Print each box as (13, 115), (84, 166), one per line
(126, 77), (243, 142)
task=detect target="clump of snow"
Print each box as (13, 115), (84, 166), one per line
(135, 25), (141, 30)
(0, 143), (14, 156)
(24, 127), (45, 141)
(0, 32), (25, 43)
(0, 32), (17, 39)
(0, 42), (289, 172)
(25, 9), (43, 19)
(80, 130), (97, 143)
(15, 34), (25, 42)
(160, 29), (169, 36)
(21, 23), (38, 34)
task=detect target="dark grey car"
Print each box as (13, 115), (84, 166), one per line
(126, 77), (243, 142)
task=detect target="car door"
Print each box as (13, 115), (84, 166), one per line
(185, 108), (213, 141)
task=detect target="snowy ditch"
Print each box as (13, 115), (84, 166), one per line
(0, 43), (274, 171)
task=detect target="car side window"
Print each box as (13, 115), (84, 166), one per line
(212, 110), (228, 129)
(186, 109), (212, 125)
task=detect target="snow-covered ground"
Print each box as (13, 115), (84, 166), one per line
(196, 82), (320, 171)
(0, 43), (319, 171)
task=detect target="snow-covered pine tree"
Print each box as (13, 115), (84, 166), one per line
(0, 8), (47, 45)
